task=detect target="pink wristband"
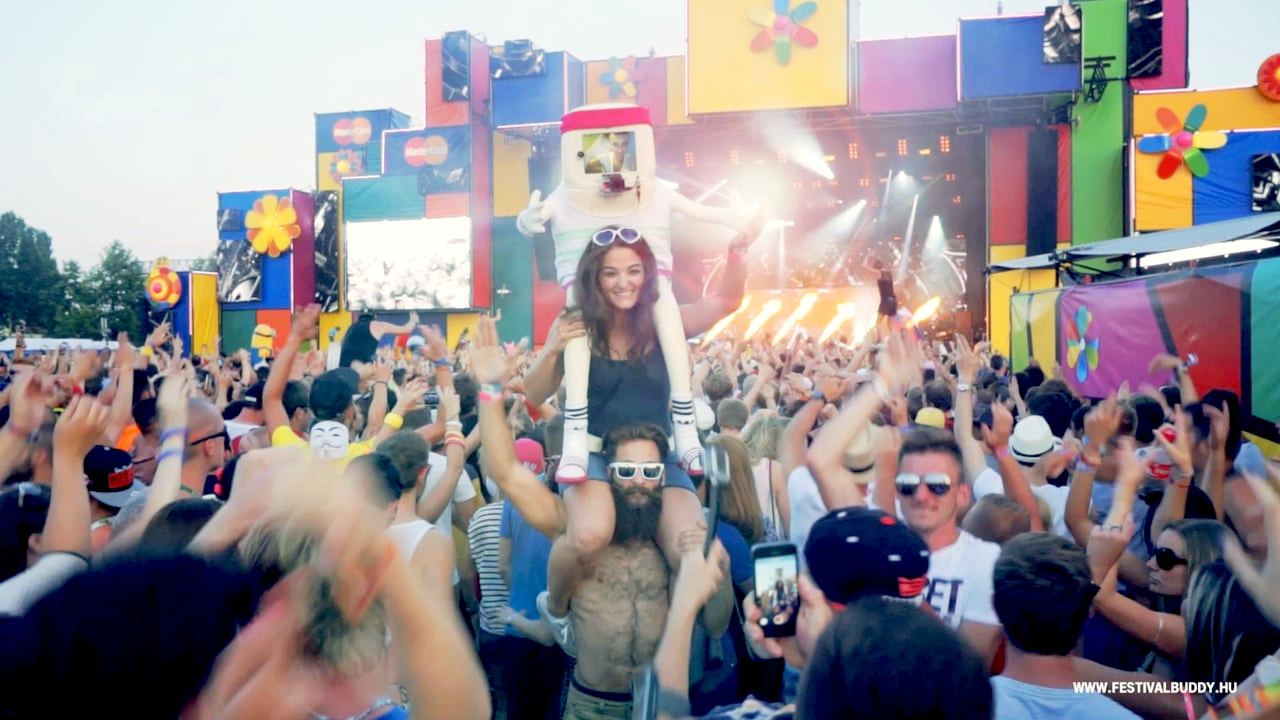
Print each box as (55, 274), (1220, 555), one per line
(478, 390), (503, 403)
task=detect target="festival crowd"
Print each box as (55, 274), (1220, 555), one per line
(1, 220), (1279, 720)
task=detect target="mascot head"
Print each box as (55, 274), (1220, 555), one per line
(560, 104), (656, 202)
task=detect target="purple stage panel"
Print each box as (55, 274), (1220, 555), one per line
(857, 36), (958, 115)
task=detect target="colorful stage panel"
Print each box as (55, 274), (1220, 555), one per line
(220, 309), (258, 357)
(215, 189), (308, 311)
(959, 16), (1080, 100)
(1150, 268), (1245, 400)
(687, 0), (850, 115)
(583, 55), (670, 119)
(424, 33), (492, 129)
(663, 56), (694, 126)
(382, 127), (472, 189)
(1251, 261), (1280, 425)
(491, 51), (585, 128)
(341, 175), (428, 222)
(1009, 286), (1063, 373)
(1192, 130), (1280, 225)
(1058, 281), (1168, 397)
(491, 218), (535, 343)
(493, 133), (532, 218)
(315, 110), (412, 154)
(447, 313), (481, 350)
(856, 36), (957, 115)
(989, 128), (1029, 246)
(319, 311), (353, 351)
(1133, 88), (1280, 136)
(1133, 145), (1193, 231)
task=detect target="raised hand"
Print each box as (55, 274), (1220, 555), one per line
(470, 315), (508, 385)
(419, 324), (449, 364)
(983, 401), (1015, 451)
(53, 394), (111, 460)
(290, 304), (322, 342)
(157, 374), (192, 431)
(7, 368), (55, 434)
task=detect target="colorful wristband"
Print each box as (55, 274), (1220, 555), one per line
(434, 357), (451, 368)
(157, 448), (184, 465)
(159, 427), (187, 445)
(384, 413), (404, 431)
(478, 390), (503, 403)
(140, 346), (154, 358)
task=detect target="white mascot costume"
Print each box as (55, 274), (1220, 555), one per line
(518, 103), (748, 482)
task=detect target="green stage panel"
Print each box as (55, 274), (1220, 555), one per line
(1072, 0), (1126, 247)
(342, 175), (426, 222)
(490, 218), (534, 344)
(220, 310), (259, 357)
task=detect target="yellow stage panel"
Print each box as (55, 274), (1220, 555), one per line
(493, 132), (532, 218)
(319, 311), (353, 351)
(665, 56), (694, 125)
(448, 313), (481, 350)
(1134, 87), (1280, 135)
(1134, 148), (1193, 231)
(190, 272), (220, 358)
(687, 0), (849, 115)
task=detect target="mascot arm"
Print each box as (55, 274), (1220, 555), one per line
(680, 247), (749, 337)
(668, 191), (751, 231)
(516, 190), (556, 237)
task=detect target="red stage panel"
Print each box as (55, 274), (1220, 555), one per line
(989, 128), (1028, 246)
(425, 38), (469, 128)
(426, 194), (469, 218)
(1150, 270), (1245, 399)
(471, 117), (493, 309)
(636, 56), (669, 127)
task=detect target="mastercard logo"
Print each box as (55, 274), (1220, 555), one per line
(404, 135), (449, 167)
(333, 116), (373, 146)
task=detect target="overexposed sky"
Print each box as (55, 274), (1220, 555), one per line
(0, 0), (1271, 262)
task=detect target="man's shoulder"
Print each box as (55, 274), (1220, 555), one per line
(956, 529), (1002, 560)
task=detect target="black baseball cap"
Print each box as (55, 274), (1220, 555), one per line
(84, 446), (143, 509)
(804, 507), (931, 607)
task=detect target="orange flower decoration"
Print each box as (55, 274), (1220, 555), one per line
(1259, 54), (1280, 102)
(245, 194), (300, 258)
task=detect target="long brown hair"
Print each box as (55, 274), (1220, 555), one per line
(708, 434), (765, 544)
(573, 230), (661, 360)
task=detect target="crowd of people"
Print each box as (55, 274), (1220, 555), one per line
(1, 218), (1279, 720)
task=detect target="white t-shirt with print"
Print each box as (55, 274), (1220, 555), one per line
(924, 529), (1001, 629)
(973, 468), (1071, 539)
(787, 466), (825, 571)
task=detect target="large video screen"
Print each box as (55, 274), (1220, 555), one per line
(216, 239), (262, 303)
(345, 218), (472, 311)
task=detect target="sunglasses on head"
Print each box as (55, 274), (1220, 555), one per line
(608, 461), (664, 482)
(190, 429), (231, 451)
(592, 227), (642, 247)
(895, 472), (953, 497)
(1153, 546), (1188, 571)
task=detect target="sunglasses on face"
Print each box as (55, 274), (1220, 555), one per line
(591, 227), (642, 247)
(608, 461), (664, 482)
(895, 472), (953, 497)
(190, 429), (231, 451)
(1153, 546), (1188, 571)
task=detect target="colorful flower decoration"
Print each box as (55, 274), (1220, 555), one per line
(1136, 104), (1228, 179)
(145, 257), (182, 311)
(1066, 306), (1100, 384)
(245, 194), (300, 258)
(329, 149), (364, 185)
(749, 0), (819, 67)
(1258, 54), (1280, 102)
(599, 56), (645, 99)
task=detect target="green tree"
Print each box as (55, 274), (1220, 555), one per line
(0, 212), (63, 334)
(80, 241), (147, 341)
(189, 251), (219, 272)
(53, 260), (102, 338)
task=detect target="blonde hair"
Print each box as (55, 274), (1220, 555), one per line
(708, 435), (765, 544)
(239, 523), (388, 678)
(741, 416), (787, 465)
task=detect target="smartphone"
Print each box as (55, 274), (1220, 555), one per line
(751, 542), (800, 638)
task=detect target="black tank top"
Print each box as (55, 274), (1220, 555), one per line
(586, 346), (672, 438)
(339, 320), (378, 368)
(877, 273), (894, 301)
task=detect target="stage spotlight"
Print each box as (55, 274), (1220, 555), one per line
(898, 139), (909, 156)
(940, 136), (951, 153)
(760, 114), (833, 180)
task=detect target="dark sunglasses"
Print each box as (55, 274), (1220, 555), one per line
(189, 429), (231, 450)
(1153, 546), (1188, 571)
(895, 472), (953, 497)
(608, 461), (664, 482)
(591, 227), (641, 247)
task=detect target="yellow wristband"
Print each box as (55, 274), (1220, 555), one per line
(140, 346), (154, 358)
(384, 413), (404, 431)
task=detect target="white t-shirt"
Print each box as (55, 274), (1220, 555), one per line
(973, 468), (1071, 539)
(924, 530), (1001, 629)
(424, 451), (476, 533)
(0, 552), (90, 616)
(786, 466), (825, 570)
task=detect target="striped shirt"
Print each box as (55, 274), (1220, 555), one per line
(467, 501), (509, 635)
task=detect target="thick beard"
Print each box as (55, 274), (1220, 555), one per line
(612, 485), (663, 544)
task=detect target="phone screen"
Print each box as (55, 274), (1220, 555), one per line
(752, 542), (800, 638)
